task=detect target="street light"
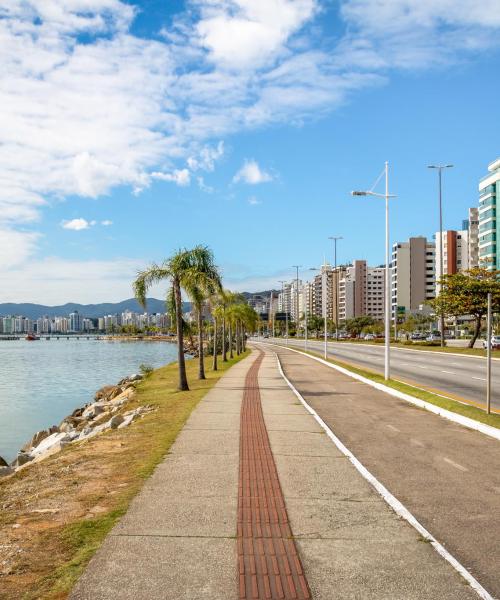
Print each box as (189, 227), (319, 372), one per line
(278, 280), (289, 346)
(352, 161), (396, 380)
(328, 236), (343, 341)
(428, 164), (453, 348)
(292, 265), (302, 339)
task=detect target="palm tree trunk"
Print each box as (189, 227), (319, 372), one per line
(174, 277), (189, 391)
(236, 321), (241, 355)
(197, 305), (205, 379)
(222, 317), (227, 362)
(212, 318), (218, 371)
(229, 323), (234, 359)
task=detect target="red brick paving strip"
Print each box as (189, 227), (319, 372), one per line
(238, 350), (311, 600)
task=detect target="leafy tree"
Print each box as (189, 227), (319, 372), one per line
(431, 268), (500, 348)
(307, 315), (324, 337)
(345, 316), (375, 337)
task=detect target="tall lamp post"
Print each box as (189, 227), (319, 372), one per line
(328, 236), (343, 341)
(292, 265), (302, 338)
(428, 164), (453, 348)
(278, 280), (289, 346)
(352, 161), (396, 381)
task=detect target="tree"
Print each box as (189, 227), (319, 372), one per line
(134, 246), (220, 391)
(182, 246), (222, 380)
(431, 268), (500, 348)
(345, 316), (375, 337)
(307, 315), (324, 337)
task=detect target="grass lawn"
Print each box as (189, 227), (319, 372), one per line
(296, 348), (500, 428)
(0, 351), (248, 600)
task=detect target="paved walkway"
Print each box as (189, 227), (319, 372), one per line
(71, 347), (478, 599)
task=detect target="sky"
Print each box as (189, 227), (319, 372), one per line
(1, 0), (500, 304)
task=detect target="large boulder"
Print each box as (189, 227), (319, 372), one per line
(82, 402), (106, 420)
(94, 385), (119, 401)
(108, 414), (124, 429)
(31, 432), (72, 456)
(0, 466), (14, 477)
(11, 452), (33, 468)
(0, 455), (8, 467)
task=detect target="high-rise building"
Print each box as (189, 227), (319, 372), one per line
(479, 157), (500, 270)
(435, 229), (469, 292)
(392, 237), (435, 318)
(338, 260), (385, 322)
(69, 310), (82, 332)
(467, 207), (479, 269)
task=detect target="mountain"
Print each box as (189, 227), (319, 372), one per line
(0, 298), (191, 320)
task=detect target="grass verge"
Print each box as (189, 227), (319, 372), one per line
(297, 348), (500, 429)
(0, 351), (248, 600)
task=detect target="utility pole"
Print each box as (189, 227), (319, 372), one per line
(487, 292), (492, 414)
(328, 237), (343, 341)
(292, 265), (302, 338)
(428, 164), (453, 347)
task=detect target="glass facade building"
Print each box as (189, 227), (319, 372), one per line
(479, 158), (500, 270)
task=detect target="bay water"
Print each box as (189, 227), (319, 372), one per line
(0, 338), (179, 462)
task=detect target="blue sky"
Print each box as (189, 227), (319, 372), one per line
(1, 0), (500, 303)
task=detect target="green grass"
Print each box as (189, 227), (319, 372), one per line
(299, 348), (500, 430)
(3, 351), (249, 600)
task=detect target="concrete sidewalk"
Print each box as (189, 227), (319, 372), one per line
(71, 347), (477, 599)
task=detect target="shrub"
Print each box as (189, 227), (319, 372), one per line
(139, 363), (154, 377)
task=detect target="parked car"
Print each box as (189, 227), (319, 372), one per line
(426, 334), (441, 342)
(483, 336), (500, 350)
(364, 333), (375, 340)
(410, 332), (426, 340)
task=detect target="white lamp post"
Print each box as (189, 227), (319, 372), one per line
(328, 236), (343, 341)
(352, 161), (396, 380)
(428, 164), (453, 348)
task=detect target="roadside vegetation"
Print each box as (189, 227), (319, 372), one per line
(0, 352), (248, 600)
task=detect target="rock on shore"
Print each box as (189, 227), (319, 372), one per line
(0, 373), (156, 477)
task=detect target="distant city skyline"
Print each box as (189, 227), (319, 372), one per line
(1, 1), (500, 304)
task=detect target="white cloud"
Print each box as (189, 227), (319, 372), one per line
(61, 218), (92, 231)
(101, 220), (113, 226)
(234, 160), (274, 185)
(248, 196), (262, 205)
(2, 0), (500, 300)
(195, 0), (318, 69)
(151, 169), (191, 187)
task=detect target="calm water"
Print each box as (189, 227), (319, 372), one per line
(0, 338), (179, 462)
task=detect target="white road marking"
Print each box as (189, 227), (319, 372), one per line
(418, 365), (428, 369)
(386, 424), (400, 432)
(472, 376), (486, 381)
(441, 370), (456, 374)
(410, 438), (425, 448)
(443, 457), (469, 472)
(274, 352), (494, 600)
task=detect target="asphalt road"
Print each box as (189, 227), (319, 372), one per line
(259, 338), (500, 412)
(269, 345), (500, 598)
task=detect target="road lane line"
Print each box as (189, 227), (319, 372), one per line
(443, 457), (469, 472)
(441, 370), (456, 374)
(274, 352), (494, 600)
(472, 376), (486, 381)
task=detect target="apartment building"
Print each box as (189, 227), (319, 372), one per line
(479, 157), (500, 270)
(338, 260), (385, 322)
(466, 207), (479, 268)
(392, 237), (435, 317)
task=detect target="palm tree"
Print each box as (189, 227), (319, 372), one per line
(133, 246), (221, 391)
(183, 247), (222, 380)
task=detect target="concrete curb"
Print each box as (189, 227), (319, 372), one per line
(254, 341), (500, 442)
(274, 352), (495, 600)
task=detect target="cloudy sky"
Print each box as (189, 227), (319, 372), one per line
(1, 0), (500, 304)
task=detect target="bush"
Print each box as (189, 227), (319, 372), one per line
(139, 363), (154, 377)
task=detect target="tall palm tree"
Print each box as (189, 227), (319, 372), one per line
(183, 247), (222, 380)
(133, 246), (221, 391)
